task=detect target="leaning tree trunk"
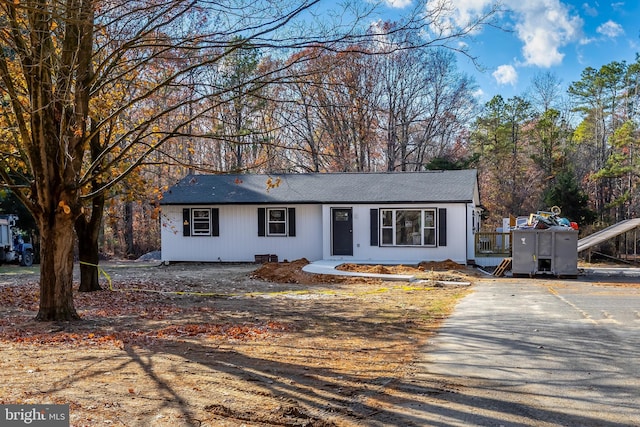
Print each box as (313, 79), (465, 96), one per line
(75, 193), (105, 292)
(35, 211), (80, 321)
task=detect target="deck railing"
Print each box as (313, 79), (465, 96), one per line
(475, 232), (512, 257)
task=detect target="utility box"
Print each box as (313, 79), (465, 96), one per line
(512, 228), (578, 278)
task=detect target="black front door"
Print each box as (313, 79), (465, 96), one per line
(332, 208), (353, 256)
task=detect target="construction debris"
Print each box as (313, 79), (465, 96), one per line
(510, 206), (578, 231)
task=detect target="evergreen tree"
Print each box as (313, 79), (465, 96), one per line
(542, 169), (596, 225)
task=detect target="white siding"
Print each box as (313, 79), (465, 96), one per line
(321, 204), (470, 265)
(162, 202), (473, 265)
(161, 204), (323, 262)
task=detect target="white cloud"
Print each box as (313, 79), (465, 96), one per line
(597, 20), (624, 38)
(427, 0), (583, 68)
(579, 36), (596, 45)
(383, 0), (413, 7)
(425, 0), (498, 36)
(512, 1), (583, 67)
(493, 65), (518, 85)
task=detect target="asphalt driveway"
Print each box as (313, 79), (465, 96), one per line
(379, 276), (640, 427)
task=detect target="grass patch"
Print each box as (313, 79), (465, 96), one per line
(0, 265), (39, 275)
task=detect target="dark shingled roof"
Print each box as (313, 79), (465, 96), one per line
(161, 170), (478, 205)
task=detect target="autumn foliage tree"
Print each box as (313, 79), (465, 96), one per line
(0, 0), (374, 321)
(0, 0), (95, 320)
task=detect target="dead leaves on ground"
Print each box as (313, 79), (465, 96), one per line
(0, 281), (291, 349)
(0, 322), (290, 349)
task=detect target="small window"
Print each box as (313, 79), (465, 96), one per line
(192, 209), (211, 236)
(267, 208), (286, 236)
(335, 211), (350, 221)
(381, 210), (393, 245)
(423, 210), (436, 245)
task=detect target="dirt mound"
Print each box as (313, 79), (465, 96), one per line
(418, 259), (464, 270)
(336, 263), (392, 274)
(336, 260), (478, 283)
(337, 260), (465, 275)
(252, 258), (350, 284)
(336, 263), (418, 274)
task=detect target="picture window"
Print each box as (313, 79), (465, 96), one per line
(380, 208), (437, 246)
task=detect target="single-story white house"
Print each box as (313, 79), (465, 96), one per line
(160, 170), (483, 265)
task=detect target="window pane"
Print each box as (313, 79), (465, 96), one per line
(395, 210), (420, 245)
(335, 211), (349, 221)
(269, 223), (285, 235)
(424, 210), (435, 227)
(269, 209), (284, 221)
(193, 210), (209, 218)
(382, 210), (393, 226)
(382, 228), (393, 245)
(424, 229), (435, 245)
(382, 211), (393, 227)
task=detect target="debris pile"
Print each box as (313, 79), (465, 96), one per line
(511, 206), (578, 230)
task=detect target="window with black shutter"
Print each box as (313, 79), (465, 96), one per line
(182, 208), (219, 237)
(258, 207), (296, 237)
(378, 208), (438, 247)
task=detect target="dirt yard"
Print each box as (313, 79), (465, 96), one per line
(0, 259), (477, 426)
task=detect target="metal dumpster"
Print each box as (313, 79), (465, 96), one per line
(512, 227), (578, 277)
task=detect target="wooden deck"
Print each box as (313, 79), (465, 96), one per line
(474, 232), (512, 257)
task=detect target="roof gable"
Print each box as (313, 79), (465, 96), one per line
(161, 171), (479, 205)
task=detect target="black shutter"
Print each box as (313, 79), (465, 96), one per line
(438, 208), (447, 246)
(183, 208), (191, 236)
(212, 208), (219, 236)
(288, 208), (296, 237)
(370, 209), (379, 246)
(258, 208), (266, 236)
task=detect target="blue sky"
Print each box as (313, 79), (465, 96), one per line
(376, 0), (640, 103)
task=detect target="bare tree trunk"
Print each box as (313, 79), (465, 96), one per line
(35, 212), (80, 321)
(75, 194), (105, 292)
(124, 201), (135, 256)
(76, 121), (106, 292)
(77, 236), (100, 292)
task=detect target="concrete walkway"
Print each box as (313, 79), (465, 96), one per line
(301, 260), (415, 281)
